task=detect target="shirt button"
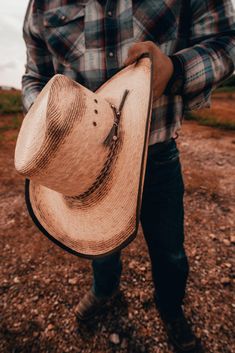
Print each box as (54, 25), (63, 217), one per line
(107, 11), (112, 17)
(109, 52), (114, 57)
(60, 15), (66, 21)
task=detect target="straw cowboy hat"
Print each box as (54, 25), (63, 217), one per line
(14, 55), (153, 258)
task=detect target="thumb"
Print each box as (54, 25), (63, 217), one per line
(124, 43), (147, 66)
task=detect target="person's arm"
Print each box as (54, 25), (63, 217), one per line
(125, 0), (235, 110)
(22, 0), (55, 113)
(171, 0), (235, 111)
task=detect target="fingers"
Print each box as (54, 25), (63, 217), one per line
(124, 42), (152, 66)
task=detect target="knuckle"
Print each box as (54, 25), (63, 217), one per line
(128, 43), (138, 55)
(145, 41), (153, 49)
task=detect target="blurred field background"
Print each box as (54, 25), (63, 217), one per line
(185, 75), (235, 130)
(0, 89), (22, 143)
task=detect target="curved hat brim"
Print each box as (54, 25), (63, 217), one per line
(25, 178), (138, 259)
(25, 55), (153, 258)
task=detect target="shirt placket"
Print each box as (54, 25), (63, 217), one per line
(104, 1), (119, 79)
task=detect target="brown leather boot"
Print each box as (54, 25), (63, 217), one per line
(160, 308), (197, 352)
(75, 289), (119, 321)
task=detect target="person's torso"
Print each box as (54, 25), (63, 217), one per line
(33, 0), (190, 91)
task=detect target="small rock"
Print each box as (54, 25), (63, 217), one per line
(223, 239), (231, 246)
(209, 233), (216, 240)
(220, 277), (230, 285)
(140, 266), (146, 271)
(128, 312), (133, 319)
(13, 277), (20, 284)
(224, 263), (232, 268)
(47, 324), (54, 331)
(220, 226), (226, 231)
(68, 278), (78, 285)
(13, 322), (21, 328)
(109, 333), (120, 345)
(128, 261), (136, 269)
(7, 219), (15, 225)
(201, 279), (208, 286)
(216, 161), (224, 166)
(230, 235), (235, 244)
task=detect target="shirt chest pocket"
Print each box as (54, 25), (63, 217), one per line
(43, 5), (85, 65)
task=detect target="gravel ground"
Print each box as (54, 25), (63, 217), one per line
(0, 120), (234, 353)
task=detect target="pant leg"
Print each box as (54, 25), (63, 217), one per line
(140, 138), (189, 315)
(92, 251), (122, 298)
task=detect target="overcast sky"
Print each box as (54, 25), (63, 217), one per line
(0, 0), (235, 88)
(0, 0), (29, 88)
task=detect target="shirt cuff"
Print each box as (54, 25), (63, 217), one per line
(163, 55), (185, 96)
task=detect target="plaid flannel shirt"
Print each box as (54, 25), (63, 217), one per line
(22, 0), (235, 144)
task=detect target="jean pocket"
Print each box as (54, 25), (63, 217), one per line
(43, 4), (85, 65)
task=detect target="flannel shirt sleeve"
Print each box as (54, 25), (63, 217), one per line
(173, 0), (235, 111)
(22, 0), (55, 113)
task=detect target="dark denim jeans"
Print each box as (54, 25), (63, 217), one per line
(92, 138), (189, 315)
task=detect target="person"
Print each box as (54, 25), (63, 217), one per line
(22, 0), (235, 351)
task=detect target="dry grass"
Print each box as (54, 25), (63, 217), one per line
(185, 112), (235, 130)
(0, 89), (22, 114)
(0, 114), (23, 142)
(186, 92), (235, 130)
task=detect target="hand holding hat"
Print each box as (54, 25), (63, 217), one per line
(124, 41), (174, 102)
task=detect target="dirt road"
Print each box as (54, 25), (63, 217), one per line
(0, 120), (234, 353)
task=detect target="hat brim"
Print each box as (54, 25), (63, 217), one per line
(25, 55), (153, 258)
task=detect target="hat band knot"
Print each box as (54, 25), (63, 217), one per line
(103, 89), (129, 147)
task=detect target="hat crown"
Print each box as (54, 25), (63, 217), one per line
(15, 74), (114, 196)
